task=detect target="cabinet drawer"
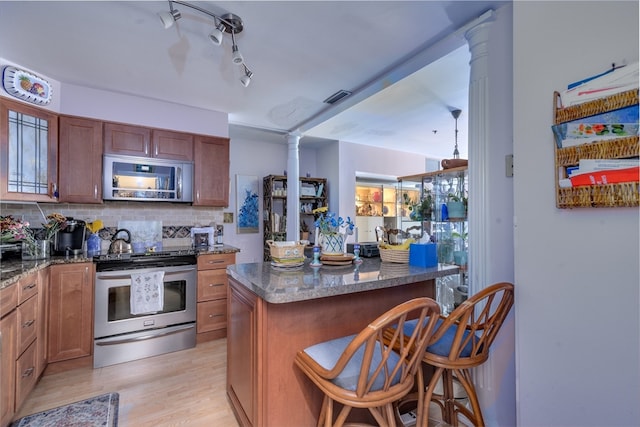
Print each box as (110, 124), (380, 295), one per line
(197, 300), (226, 333)
(197, 253), (235, 271)
(17, 274), (38, 305)
(17, 295), (37, 356)
(197, 269), (227, 301)
(15, 339), (38, 411)
(0, 283), (18, 318)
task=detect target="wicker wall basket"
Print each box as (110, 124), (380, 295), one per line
(266, 240), (306, 260)
(379, 247), (409, 263)
(553, 88), (639, 209)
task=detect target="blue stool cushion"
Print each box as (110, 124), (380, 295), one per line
(403, 318), (475, 358)
(303, 334), (403, 392)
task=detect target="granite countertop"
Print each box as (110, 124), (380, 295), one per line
(227, 258), (459, 304)
(0, 244), (240, 289)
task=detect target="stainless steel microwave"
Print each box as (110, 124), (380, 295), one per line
(103, 154), (194, 202)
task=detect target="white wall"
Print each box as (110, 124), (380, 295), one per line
(513, 2), (639, 426)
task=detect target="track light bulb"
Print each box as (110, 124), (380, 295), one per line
(240, 69), (253, 87)
(158, 8), (181, 29)
(232, 45), (244, 65)
(209, 23), (225, 46)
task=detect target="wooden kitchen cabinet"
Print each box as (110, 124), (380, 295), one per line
(36, 268), (49, 378)
(193, 136), (230, 207)
(48, 263), (94, 363)
(104, 122), (193, 161)
(0, 97), (58, 203)
(0, 285), (17, 427)
(0, 271), (44, 426)
(151, 129), (194, 161)
(103, 122), (151, 157)
(58, 115), (103, 203)
(196, 253), (236, 343)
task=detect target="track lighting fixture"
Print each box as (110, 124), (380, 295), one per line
(208, 22), (226, 46)
(240, 65), (253, 87)
(158, 6), (181, 29)
(158, 1), (254, 86)
(451, 109), (462, 159)
(230, 30), (243, 65)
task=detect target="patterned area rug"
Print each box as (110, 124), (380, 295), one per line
(11, 392), (119, 427)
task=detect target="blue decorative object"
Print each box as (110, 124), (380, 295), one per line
(236, 175), (259, 234)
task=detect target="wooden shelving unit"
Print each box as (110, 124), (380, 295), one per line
(553, 88), (639, 208)
(262, 175), (327, 261)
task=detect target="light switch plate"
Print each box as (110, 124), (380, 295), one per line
(505, 154), (514, 177)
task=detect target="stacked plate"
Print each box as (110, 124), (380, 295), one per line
(271, 257), (305, 269)
(320, 253), (355, 266)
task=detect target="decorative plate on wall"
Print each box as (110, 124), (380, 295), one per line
(2, 66), (52, 105)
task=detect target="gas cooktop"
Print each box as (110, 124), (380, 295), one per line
(92, 246), (197, 262)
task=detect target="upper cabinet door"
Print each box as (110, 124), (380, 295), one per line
(103, 122), (151, 157)
(152, 129), (193, 161)
(0, 98), (58, 202)
(193, 136), (229, 207)
(58, 116), (103, 204)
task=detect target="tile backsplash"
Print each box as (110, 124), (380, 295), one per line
(1, 201), (224, 249)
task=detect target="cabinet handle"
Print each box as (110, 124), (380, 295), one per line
(22, 319), (35, 328)
(209, 313), (224, 318)
(22, 367), (34, 378)
(94, 184), (98, 199)
(23, 283), (36, 291)
(207, 259), (224, 265)
(208, 283), (223, 287)
(155, 144), (159, 157)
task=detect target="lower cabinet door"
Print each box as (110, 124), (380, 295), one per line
(196, 300), (226, 333)
(15, 340), (37, 411)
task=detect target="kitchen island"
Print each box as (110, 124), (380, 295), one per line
(226, 258), (458, 427)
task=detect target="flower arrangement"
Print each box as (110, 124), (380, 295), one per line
(0, 215), (31, 243)
(42, 213), (66, 241)
(312, 207), (354, 236)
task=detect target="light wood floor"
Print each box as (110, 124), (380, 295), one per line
(15, 338), (454, 427)
(14, 338), (240, 427)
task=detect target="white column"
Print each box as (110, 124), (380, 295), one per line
(466, 20), (492, 296)
(286, 132), (301, 241)
(465, 15), (516, 427)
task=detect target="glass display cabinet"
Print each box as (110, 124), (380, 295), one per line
(398, 166), (468, 311)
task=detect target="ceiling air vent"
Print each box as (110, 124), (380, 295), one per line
(323, 90), (352, 105)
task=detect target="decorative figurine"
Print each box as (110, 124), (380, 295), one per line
(353, 243), (363, 264)
(310, 246), (322, 267)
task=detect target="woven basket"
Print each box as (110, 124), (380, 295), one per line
(557, 182), (639, 208)
(266, 240), (306, 260)
(554, 89), (639, 124)
(379, 247), (409, 263)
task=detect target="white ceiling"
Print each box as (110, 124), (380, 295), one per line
(0, 1), (506, 159)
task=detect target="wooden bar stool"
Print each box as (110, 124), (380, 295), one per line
(294, 297), (441, 427)
(404, 282), (514, 426)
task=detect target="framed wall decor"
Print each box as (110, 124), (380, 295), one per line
(236, 175), (259, 234)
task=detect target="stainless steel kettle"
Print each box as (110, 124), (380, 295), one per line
(108, 229), (132, 254)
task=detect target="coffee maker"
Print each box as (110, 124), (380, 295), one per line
(53, 218), (87, 256)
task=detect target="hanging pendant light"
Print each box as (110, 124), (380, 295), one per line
(451, 109), (462, 159)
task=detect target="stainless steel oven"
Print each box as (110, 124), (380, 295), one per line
(93, 252), (197, 368)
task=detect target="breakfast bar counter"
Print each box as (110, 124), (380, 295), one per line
(226, 259), (458, 427)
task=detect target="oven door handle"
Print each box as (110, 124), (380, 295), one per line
(96, 267), (195, 280)
(95, 324), (195, 346)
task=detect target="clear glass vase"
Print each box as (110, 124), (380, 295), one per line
(22, 239), (51, 260)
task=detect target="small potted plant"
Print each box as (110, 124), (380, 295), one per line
(452, 224), (468, 267)
(446, 193), (467, 219)
(300, 219), (310, 241)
